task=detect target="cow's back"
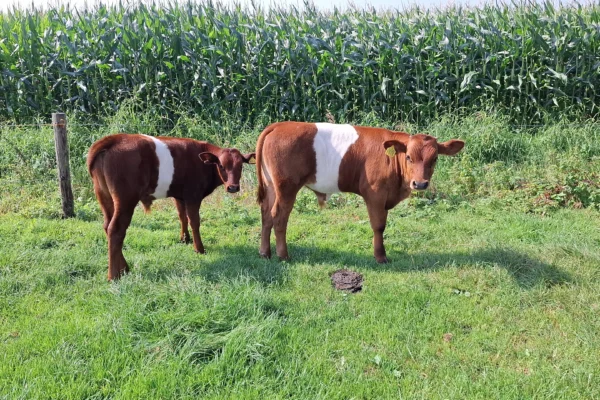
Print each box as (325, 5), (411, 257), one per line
(261, 122), (367, 193)
(89, 134), (219, 202)
(89, 134), (157, 197)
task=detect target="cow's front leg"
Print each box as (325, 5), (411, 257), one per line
(365, 199), (389, 263)
(174, 198), (191, 243)
(185, 201), (205, 254)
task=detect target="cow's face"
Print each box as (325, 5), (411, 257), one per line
(383, 134), (464, 191)
(199, 149), (256, 193)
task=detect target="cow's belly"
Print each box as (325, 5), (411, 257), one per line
(305, 123), (358, 194)
(305, 181), (339, 194)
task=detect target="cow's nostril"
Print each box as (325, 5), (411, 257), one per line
(412, 181), (429, 190)
(227, 185), (240, 193)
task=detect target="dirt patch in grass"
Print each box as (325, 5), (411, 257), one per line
(331, 269), (363, 293)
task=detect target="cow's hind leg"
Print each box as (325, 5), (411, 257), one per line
(92, 171), (115, 236)
(259, 185), (276, 258)
(185, 201), (205, 254)
(107, 200), (136, 280)
(174, 199), (191, 243)
(94, 186), (114, 236)
(272, 184), (302, 260)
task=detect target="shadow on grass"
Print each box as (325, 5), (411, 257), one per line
(375, 247), (571, 289)
(138, 242), (290, 285)
(139, 243), (571, 289)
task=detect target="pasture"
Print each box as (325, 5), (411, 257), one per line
(2, 1), (600, 396)
(1, 116), (599, 398)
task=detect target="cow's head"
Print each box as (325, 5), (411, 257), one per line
(199, 149), (256, 193)
(383, 134), (464, 191)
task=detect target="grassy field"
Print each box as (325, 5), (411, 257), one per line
(2, 2), (600, 395)
(1, 116), (600, 398)
(1, 191), (599, 399)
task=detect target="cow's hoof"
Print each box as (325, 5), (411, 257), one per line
(376, 257), (389, 264)
(259, 252), (271, 259)
(278, 256), (290, 262)
(107, 268), (128, 282)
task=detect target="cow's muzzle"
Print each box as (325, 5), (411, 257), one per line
(227, 184), (240, 193)
(411, 180), (429, 190)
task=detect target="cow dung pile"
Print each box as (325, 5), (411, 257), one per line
(331, 269), (363, 293)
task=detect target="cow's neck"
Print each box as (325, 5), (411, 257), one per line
(208, 165), (225, 193)
(198, 145), (226, 195)
(388, 154), (407, 191)
(384, 152), (411, 207)
(398, 153), (411, 188)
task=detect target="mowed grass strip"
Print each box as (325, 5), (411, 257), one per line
(1, 193), (599, 399)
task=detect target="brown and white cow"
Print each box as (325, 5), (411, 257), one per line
(87, 133), (255, 280)
(255, 122), (464, 263)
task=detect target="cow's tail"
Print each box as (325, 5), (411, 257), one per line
(87, 135), (124, 211)
(87, 135), (119, 177)
(256, 123), (278, 204)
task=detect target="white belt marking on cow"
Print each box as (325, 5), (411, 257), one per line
(143, 135), (174, 199)
(306, 123), (358, 194)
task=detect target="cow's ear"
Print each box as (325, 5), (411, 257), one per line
(199, 152), (221, 165)
(243, 153), (256, 164)
(438, 139), (465, 156)
(382, 140), (406, 158)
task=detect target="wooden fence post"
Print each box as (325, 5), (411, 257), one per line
(52, 113), (75, 218)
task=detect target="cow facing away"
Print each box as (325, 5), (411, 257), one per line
(255, 122), (464, 263)
(87, 133), (255, 280)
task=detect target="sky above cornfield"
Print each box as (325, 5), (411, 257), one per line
(0, 0), (534, 12)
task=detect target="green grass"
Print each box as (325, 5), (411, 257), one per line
(1, 115), (600, 397)
(1, 191), (599, 399)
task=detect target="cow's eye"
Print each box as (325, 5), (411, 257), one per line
(406, 155), (412, 163)
(433, 156), (438, 163)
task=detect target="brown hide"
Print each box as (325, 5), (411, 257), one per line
(255, 122), (464, 262)
(87, 133), (254, 280)
(338, 126), (413, 208)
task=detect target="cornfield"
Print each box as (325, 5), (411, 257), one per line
(1, 0), (599, 125)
